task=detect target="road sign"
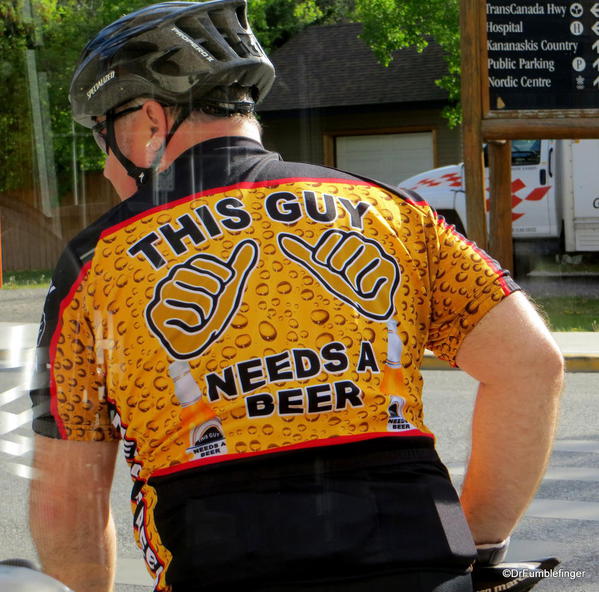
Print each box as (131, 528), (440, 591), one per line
(487, 1), (599, 110)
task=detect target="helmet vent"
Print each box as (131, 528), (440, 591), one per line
(235, 6), (248, 30)
(152, 52), (181, 76)
(207, 11), (248, 59)
(118, 41), (159, 62)
(175, 17), (228, 61)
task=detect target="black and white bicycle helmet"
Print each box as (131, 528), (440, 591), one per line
(69, 0), (275, 128)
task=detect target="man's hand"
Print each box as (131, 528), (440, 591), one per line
(278, 230), (400, 320)
(456, 292), (564, 544)
(29, 436), (118, 592)
(147, 239), (258, 358)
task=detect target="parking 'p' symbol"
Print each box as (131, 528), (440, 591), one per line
(572, 57), (586, 72)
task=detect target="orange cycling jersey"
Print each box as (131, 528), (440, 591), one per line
(31, 137), (519, 590)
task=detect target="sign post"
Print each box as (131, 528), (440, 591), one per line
(460, 0), (488, 249)
(460, 0), (599, 273)
(487, 140), (513, 271)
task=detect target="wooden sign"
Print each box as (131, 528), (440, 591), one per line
(487, 1), (599, 111)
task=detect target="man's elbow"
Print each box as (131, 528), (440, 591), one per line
(530, 334), (564, 381)
(513, 332), (565, 401)
(546, 339), (565, 380)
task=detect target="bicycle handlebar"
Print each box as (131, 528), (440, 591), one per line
(0, 560), (74, 592)
(472, 557), (560, 592)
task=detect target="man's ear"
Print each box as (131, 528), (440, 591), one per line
(142, 101), (168, 154)
(143, 100), (168, 142)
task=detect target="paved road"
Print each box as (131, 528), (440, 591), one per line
(1, 367), (597, 591)
(0, 288), (47, 324)
(518, 274), (599, 298)
(425, 371), (599, 592)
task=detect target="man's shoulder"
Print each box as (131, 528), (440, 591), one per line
(63, 200), (133, 266)
(260, 159), (422, 204)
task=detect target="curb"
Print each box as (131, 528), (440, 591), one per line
(558, 355), (599, 373)
(418, 353), (599, 372)
(1, 324), (598, 373)
(527, 271), (599, 278)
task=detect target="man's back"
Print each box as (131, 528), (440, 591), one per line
(32, 136), (521, 590)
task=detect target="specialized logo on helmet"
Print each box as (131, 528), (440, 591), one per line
(171, 27), (215, 62)
(86, 70), (115, 100)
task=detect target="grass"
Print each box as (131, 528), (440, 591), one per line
(1, 270), (597, 332)
(524, 256), (599, 331)
(0, 269), (52, 289)
(534, 296), (599, 332)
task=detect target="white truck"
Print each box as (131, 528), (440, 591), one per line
(399, 139), (599, 272)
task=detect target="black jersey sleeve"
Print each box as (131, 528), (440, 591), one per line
(30, 244), (88, 438)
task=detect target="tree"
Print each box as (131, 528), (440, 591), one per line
(353, 0), (461, 127)
(38, 1), (150, 186)
(249, 0), (461, 126)
(0, 0), (461, 195)
(0, 0), (55, 192)
(248, 0), (355, 51)
(0, 0), (150, 193)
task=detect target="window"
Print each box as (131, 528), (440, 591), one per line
(511, 139), (541, 166)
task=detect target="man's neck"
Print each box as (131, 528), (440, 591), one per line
(157, 118), (262, 172)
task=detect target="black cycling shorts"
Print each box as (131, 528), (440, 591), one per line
(148, 437), (476, 590)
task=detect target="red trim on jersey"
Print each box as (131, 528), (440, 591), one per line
(150, 431), (434, 478)
(399, 190), (430, 207)
(48, 260), (93, 439)
(98, 177), (400, 241)
(405, 198), (429, 207)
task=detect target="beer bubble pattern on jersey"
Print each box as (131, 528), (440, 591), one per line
(50, 180), (511, 467)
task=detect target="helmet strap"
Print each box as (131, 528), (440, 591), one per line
(105, 104), (191, 189)
(199, 99), (255, 116)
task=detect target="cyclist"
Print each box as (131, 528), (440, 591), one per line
(29, 1), (564, 591)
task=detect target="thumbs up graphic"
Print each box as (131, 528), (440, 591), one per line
(278, 230), (400, 321)
(147, 240), (259, 359)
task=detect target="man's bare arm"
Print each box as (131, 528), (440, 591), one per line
(455, 291), (564, 544)
(29, 436), (119, 592)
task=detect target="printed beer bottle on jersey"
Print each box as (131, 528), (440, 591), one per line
(168, 361), (228, 459)
(381, 320), (415, 432)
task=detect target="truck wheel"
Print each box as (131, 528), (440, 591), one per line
(513, 239), (560, 279)
(513, 249), (533, 278)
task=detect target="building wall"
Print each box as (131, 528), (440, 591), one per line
(1, 172), (118, 272)
(259, 104), (462, 172)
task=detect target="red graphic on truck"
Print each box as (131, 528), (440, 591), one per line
(485, 179), (552, 221)
(406, 170), (552, 223)
(408, 172), (462, 189)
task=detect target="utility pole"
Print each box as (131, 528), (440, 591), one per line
(23, 0), (60, 237)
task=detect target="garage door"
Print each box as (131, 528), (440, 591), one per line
(335, 132), (434, 186)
